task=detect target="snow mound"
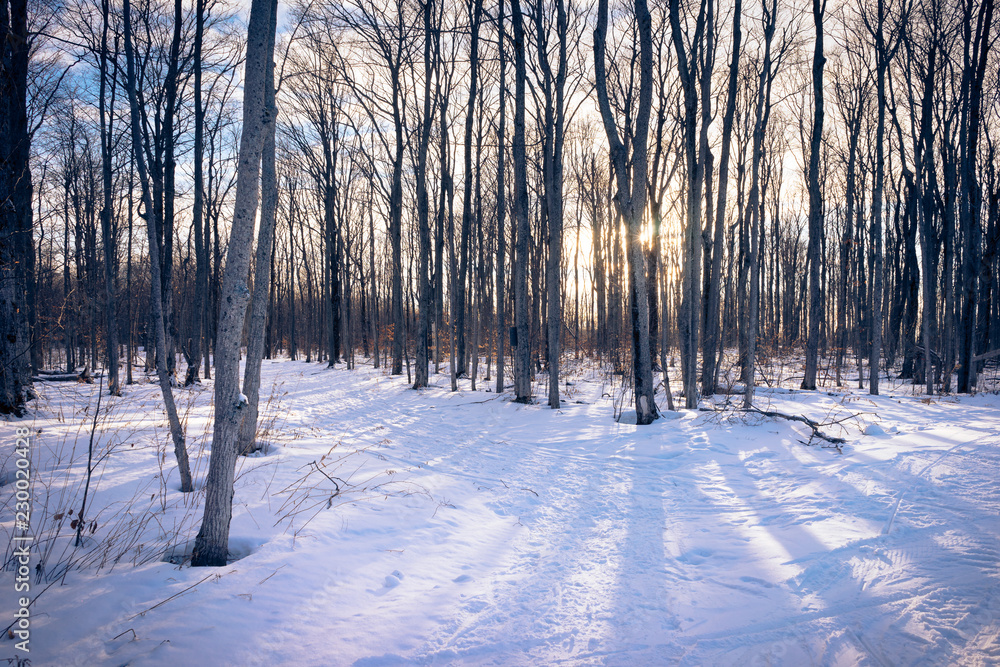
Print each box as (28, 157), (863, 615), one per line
(617, 410), (638, 424)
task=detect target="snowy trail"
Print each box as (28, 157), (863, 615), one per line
(5, 360), (1000, 666)
(240, 365), (1000, 666)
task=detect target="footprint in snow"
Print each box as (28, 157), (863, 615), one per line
(452, 574), (473, 583)
(677, 547), (714, 565)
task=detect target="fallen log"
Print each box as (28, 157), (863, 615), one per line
(973, 349), (1000, 363)
(33, 371), (101, 383)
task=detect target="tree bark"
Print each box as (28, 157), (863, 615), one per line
(538, 0), (568, 409)
(457, 0), (483, 378)
(122, 0), (192, 491)
(595, 0), (658, 423)
(512, 0), (531, 403)
(957, 0), (993, 392)
(743, 0), (778, 409)
(186, 0), (208, 386)
(669, 0), (706, 409)
(238, 0), (279, 455)
(0, 0), (33, 416)
(413, 0), (436, 390)
(802, 0), (826, 390)
(192, 0), (274, 566)
(703, 0), (742, 395)
(494, 0), (507, 394)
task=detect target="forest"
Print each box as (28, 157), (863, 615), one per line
(2, 0), (996, 417)
(0, 0), (998, 661)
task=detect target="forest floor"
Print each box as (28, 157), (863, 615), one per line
(3, 355), (1000, 666)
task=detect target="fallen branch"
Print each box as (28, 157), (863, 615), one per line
(32, 372), (102, 383)
(126, 571), (227, 621)
(745, 406), (847, 444)
(973, 348), (1000, 363)
(112, 628), (137, 642)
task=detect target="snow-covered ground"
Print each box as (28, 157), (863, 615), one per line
(3, 358), (999, 666)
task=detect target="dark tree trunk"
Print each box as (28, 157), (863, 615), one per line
(670, 0), (706, 409)
(457, 0), (483, 378)
(537, 0), (568, 409)
(957, 0), (993, 392)
(0, 0), (33, 415)
(123, 0), (192, 491)
(413, 0), (436, 390)
(802, 0), (827, 390)
(703, 0), (742, 395)
(161, 0), (183, 378)
(99, 0), (120, 396)
(743, 0), (778, 408)
(187, 0), (207, 386)
(512, 0), (531, 403)
(495, 0), (507, 394)
(596, 0), (658, 423)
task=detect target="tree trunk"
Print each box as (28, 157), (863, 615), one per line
(669, 0), (706, 409)
(802, 0), (826, 390)
(743, 0), (777, 409)
(122, 0), (192, 491)
(0, 0), (33, 416)
(539, 0), (567, 409)
(97, 0), (120, 396)
(703, 0), (742, 395)
(238, 0), (278, 455)
(161, 0), (183, 378)
(192, 0), (274, 566)
(187, 0), (207, 386)
(512, 0), (531, 403)
(413, 0), (436, 390)
(595, 0), (658, 423)
(494, 0), (507, 394)
(456, 0), (482, 378)
(957, 0), (993, 392)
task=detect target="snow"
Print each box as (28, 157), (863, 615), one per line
(863, 423), (887, 436)
(3, 359), (1000, 665)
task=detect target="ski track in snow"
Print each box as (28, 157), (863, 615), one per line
(3, 359), (1000, 666)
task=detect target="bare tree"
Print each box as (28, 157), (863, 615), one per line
(594, 0), (658, 423)
(192, 0), (276, 567)
(802, 0), (828, 390)
(534, 0), (570, 409)
(512, 0), (532, 403)
(742, 0), (790, 408)
(122, 0), (192, 491)
(495, 0), (508, 394)
(669, 0), (708, 409)
(238, 0), (280, 455)
(413, 0), (439, 389)
(860, 0), (910, 395)
(0, 0), (34, 416)
(186, 0), (208, 386)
